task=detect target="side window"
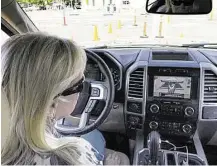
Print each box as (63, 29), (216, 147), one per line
(1, 30), (10, 46)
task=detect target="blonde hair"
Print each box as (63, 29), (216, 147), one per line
(1, 33), (98, 165)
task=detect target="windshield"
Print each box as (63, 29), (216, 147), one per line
(19, 0), (217, 47)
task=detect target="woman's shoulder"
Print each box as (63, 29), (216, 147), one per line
(33, 153), (69, 165)
(50, 154), (69, 165)
(33, 150), (102, 165)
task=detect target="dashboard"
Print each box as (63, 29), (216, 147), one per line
(86, 47), (217, 142)
(85, 52), (122, 90)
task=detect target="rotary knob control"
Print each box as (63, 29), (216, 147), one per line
(182, 124), (192, 133)
(149, 121), (159, 130)
(129, 103), (139, 111)
(150, 104), (159, 113)
(184, 107), (195, 117)
(129, 116), (140, 126)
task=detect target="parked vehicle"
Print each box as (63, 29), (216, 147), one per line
(52, 2), (64, 10)
(75, 2), (81, 9)
(39, 5), (46, 10)
(28, 5), (39, 11)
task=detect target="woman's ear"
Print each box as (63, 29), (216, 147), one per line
(51, 102), (58, 108)
(51, 103), (55, 108)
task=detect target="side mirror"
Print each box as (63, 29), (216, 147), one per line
(146, 0), (212, 14)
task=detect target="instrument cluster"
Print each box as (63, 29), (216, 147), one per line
(85, 58), (122, 90)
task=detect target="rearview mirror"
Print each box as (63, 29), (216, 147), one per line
(146, 0), (212, 14)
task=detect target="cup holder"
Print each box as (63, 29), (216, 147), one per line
(178, 153), (206, 165)
(136, 149), (206, 165)
(166, 153), (176, 165)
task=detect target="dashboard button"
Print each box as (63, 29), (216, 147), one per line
(113, 104), (119, 109)
(159, 69), (171, 73)
(127, 102), (142, 113)
(182, 124), (192, 133)
(184, 107), (195, 116)
(163, 101), (171, 104)
(149, 121), (158, 129)
(130, 103), (139, 111)
(150, 104), (159, 113)
(175, 69), (188, 74)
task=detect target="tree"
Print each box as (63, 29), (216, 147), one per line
(37, 0), (53, 6)
(17, 0), (29, 4)
(17, 0), (53, 6)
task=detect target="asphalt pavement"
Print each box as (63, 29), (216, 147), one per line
(27, 6), (217, 47)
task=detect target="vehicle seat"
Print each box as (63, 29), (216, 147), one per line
(1, 88), (10, 147)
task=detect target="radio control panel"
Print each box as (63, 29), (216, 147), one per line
(147, 101), (198, 119)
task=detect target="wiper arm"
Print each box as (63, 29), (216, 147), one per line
(84, 45), (110, 49)
(182, 43), (217, 48)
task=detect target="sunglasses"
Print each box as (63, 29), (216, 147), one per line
(171, 0), (194, 6)
(56, 76), (85, 97)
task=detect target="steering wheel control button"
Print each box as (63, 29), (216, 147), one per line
(182, 124), (192, 134)
(91, 87), (100, 97)
(149, 121), (158, 130)
(150, 104), (159, 113)
(89, 100), (96, 110)
(184, 107), (195, 117)
(84, 100), (96, 113)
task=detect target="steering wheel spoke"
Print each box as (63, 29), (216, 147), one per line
(55, 111), (91, 134)
(78, 111), (90, 129)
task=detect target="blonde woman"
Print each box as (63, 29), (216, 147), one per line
(1, 33), (129, 165)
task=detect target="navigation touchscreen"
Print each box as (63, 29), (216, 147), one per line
(153, 76), (192, 99)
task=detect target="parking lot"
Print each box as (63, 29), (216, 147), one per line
(26, 3), (217, 47)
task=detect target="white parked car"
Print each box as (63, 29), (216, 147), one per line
(52, 3), (64, 10)
(28, 5), (39, 11)
(23, 5), (39, 12)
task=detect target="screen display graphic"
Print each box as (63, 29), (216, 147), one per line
(153, 76), (191, 99)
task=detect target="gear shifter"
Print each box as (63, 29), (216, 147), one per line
(147, 131), (161, 165)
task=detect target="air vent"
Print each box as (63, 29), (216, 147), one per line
(203, 70), (217, 104)
(128, 68), (144, 99)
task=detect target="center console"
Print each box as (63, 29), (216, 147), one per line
(145, 67), (200, 137)
(125, 50), (208, 165)
(133, 131), (207, 165)
(125, 66), (200, 138)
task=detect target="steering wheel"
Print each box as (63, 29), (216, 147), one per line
(54, 49), (115, 135)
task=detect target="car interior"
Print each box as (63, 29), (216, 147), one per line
(1, 0), (217, 165)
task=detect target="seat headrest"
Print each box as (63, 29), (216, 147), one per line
(1, 88), (10, 147)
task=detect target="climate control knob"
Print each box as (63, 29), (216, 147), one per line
(129, 103), (139, 111)
(184, 107), (195, 117)
(129, 116), (140, 126)
(150, 104), (159, 113)
(182, 124), (192, 133)
(149, 121), (158, 130)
